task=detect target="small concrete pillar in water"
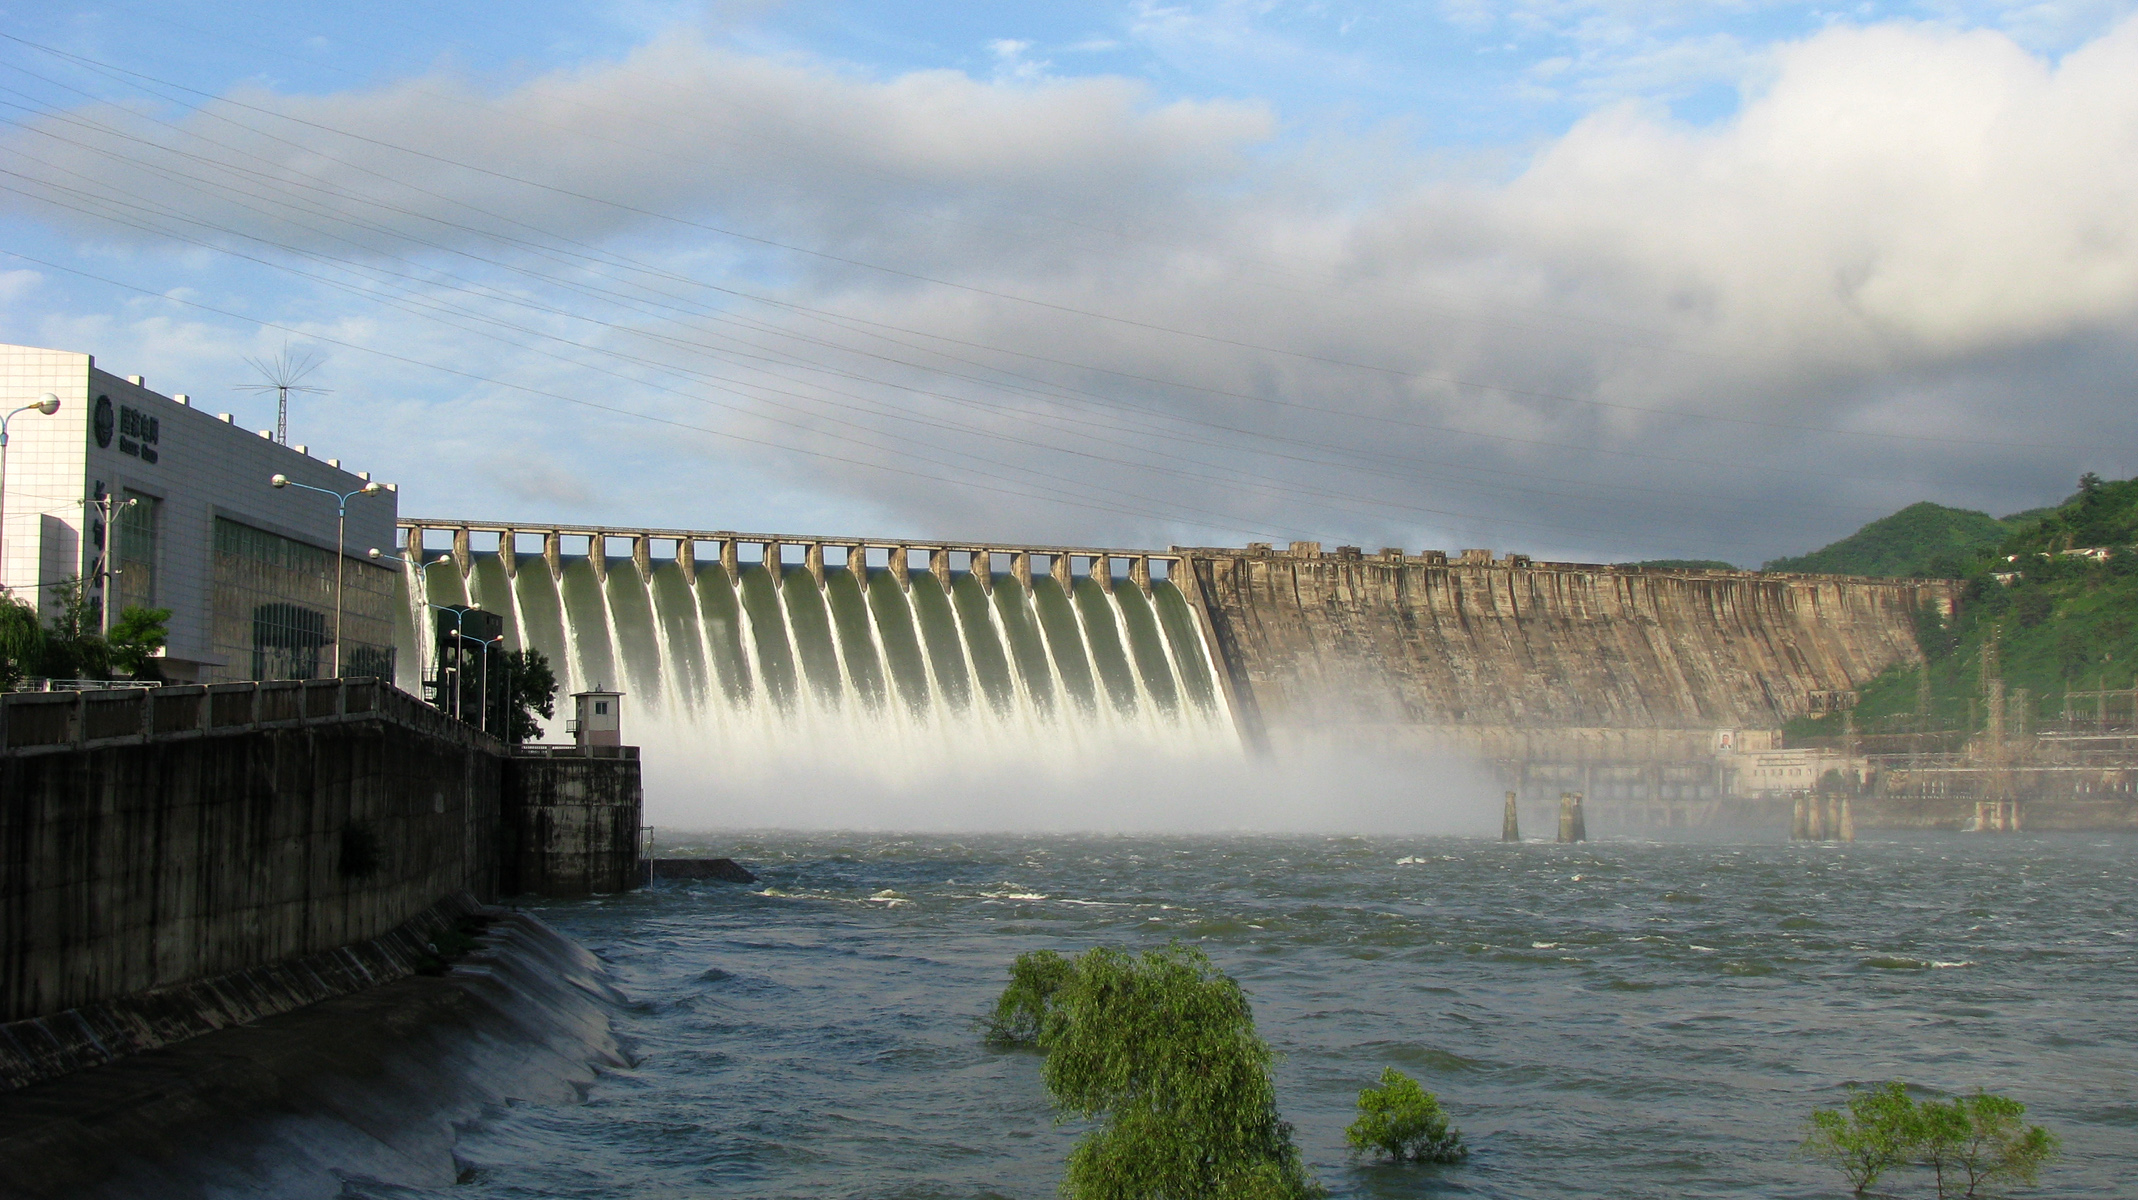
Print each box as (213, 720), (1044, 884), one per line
(1838, 795), (1856, 842)
(1805, 793), (1824, 840)
(1052, 553), (1074, 588)
(764, 541), (782, 583)
(2006, 799), (2021, 832)
(1557, 792), (1575, 843)
(543, 530), (564, 581)
(889, 546), (910, 588)
(1094, 554), (1114, 593)
(929, 547), (952, 590)
(720, 539), (739, 576)
(632, 535), (653, 584)
(971, 549), (993, 594)
(804, 543), (826, 585)
(1570, 791), (1588, 842)
(1793, 794), (1810, 840)
(1012, 551), (1032, 589)
(1130, 556), (1152, 594)
(1825, 795), (1842, 842)
(1502, 791), (1520, 842)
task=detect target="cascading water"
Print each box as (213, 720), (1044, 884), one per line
(396, 543), (1247, 827)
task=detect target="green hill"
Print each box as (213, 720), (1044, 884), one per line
(1762, 501), (2015, 577)
(1789, 475), (2138, 741)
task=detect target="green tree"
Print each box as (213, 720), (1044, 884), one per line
(1345, 1068), (1466, 1164)
(1806, 1082), (1920, 1195)
(38, 576), (110, 681)
(492, 647), (559, 744)
(107, 605), (172, 679)
(1916, 1093), (2058, 1199)
(0, 594), (44, 689)
(992, 944), (1323, 1200)
(983, 949), (1076, 1047)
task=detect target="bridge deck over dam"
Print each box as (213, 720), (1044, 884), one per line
(397, 521), (1954, 772)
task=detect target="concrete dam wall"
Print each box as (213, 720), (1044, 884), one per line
(1178, 544), (1957, 762)
(395, 519), (1953, 787)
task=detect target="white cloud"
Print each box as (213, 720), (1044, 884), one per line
(8, 16), (2138, 561)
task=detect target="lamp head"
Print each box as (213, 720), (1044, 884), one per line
(35, 394), (60, 415)
(360, 481), (383, 495)
(270, 474), (289, 488)
(367, 547), (382, 559)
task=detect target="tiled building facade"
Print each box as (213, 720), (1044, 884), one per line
(1, 343), (400, 683)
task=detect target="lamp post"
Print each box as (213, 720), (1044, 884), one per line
(0, 393), (61, 596)
(425, 600), (478, 721)
(270, 474), (383, 677)
(84, 492), (139, 636)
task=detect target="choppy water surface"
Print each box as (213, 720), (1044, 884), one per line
(400, 834), (2136, 1198)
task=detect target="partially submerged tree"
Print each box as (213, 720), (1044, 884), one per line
(1345, 1068), (1466, 1164)
(1806, 1082), (1920, 1195)
(1916, 1092), (2059, 1199)
(990, 943), (1322, 1200)
(1807, 1082), (2058, 1198)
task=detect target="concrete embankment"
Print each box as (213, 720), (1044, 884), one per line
(0, 907), (625, 1199)
(0, 678), (641, 1098)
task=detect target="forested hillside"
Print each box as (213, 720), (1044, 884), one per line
(1791, 475), (2138, 739)
(1761, 501), (2018, 577)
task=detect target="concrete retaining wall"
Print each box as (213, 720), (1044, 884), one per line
(0, 680), (503, 1027)
(501, 747), (644, 898)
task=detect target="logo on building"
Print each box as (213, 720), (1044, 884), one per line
(93, 395), (114, 448)
(118, 405), (161, 464)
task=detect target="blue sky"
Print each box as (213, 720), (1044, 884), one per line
(3, 1), (2137, 561)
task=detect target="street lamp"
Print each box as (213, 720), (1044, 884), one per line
(425, 600), (478, 721)
(84, 493), (139, 635)
(0, 393), (61, 595)
(270, 473), (384, 677)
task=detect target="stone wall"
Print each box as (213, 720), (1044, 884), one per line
(500, 748), (644, 898)
(0, 679), (503, 1026)
(1179, 547), (1955, 761)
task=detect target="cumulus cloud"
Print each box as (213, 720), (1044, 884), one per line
(5, 16), (2136, 561)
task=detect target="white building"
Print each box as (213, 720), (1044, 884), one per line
(2, 343), (400, 683)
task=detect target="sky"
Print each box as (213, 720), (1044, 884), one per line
(2, 1), (2136, 565)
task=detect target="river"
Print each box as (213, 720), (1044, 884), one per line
(362, 831), (2136, 1199)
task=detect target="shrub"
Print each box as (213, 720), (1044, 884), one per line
(1806, 1082), (1919, 1194)
(1346, 1067), (1466, 1164)
(990, 943), (1322, 1200)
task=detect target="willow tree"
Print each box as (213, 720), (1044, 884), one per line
(989, 944), (1322, 1200)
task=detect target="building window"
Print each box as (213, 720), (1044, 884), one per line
(595, 701), (608, 715)
(115, 490), (160, 612)
(212, 517), (396, 682)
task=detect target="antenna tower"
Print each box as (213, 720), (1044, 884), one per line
(236, 344), (328, 445)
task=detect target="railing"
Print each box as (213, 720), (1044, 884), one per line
(0, 677), (503, 757)
(511, 743), (638, 760)
(13, 678), (162, 692)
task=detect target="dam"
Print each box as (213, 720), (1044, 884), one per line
(395, 521), (1954, 822)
